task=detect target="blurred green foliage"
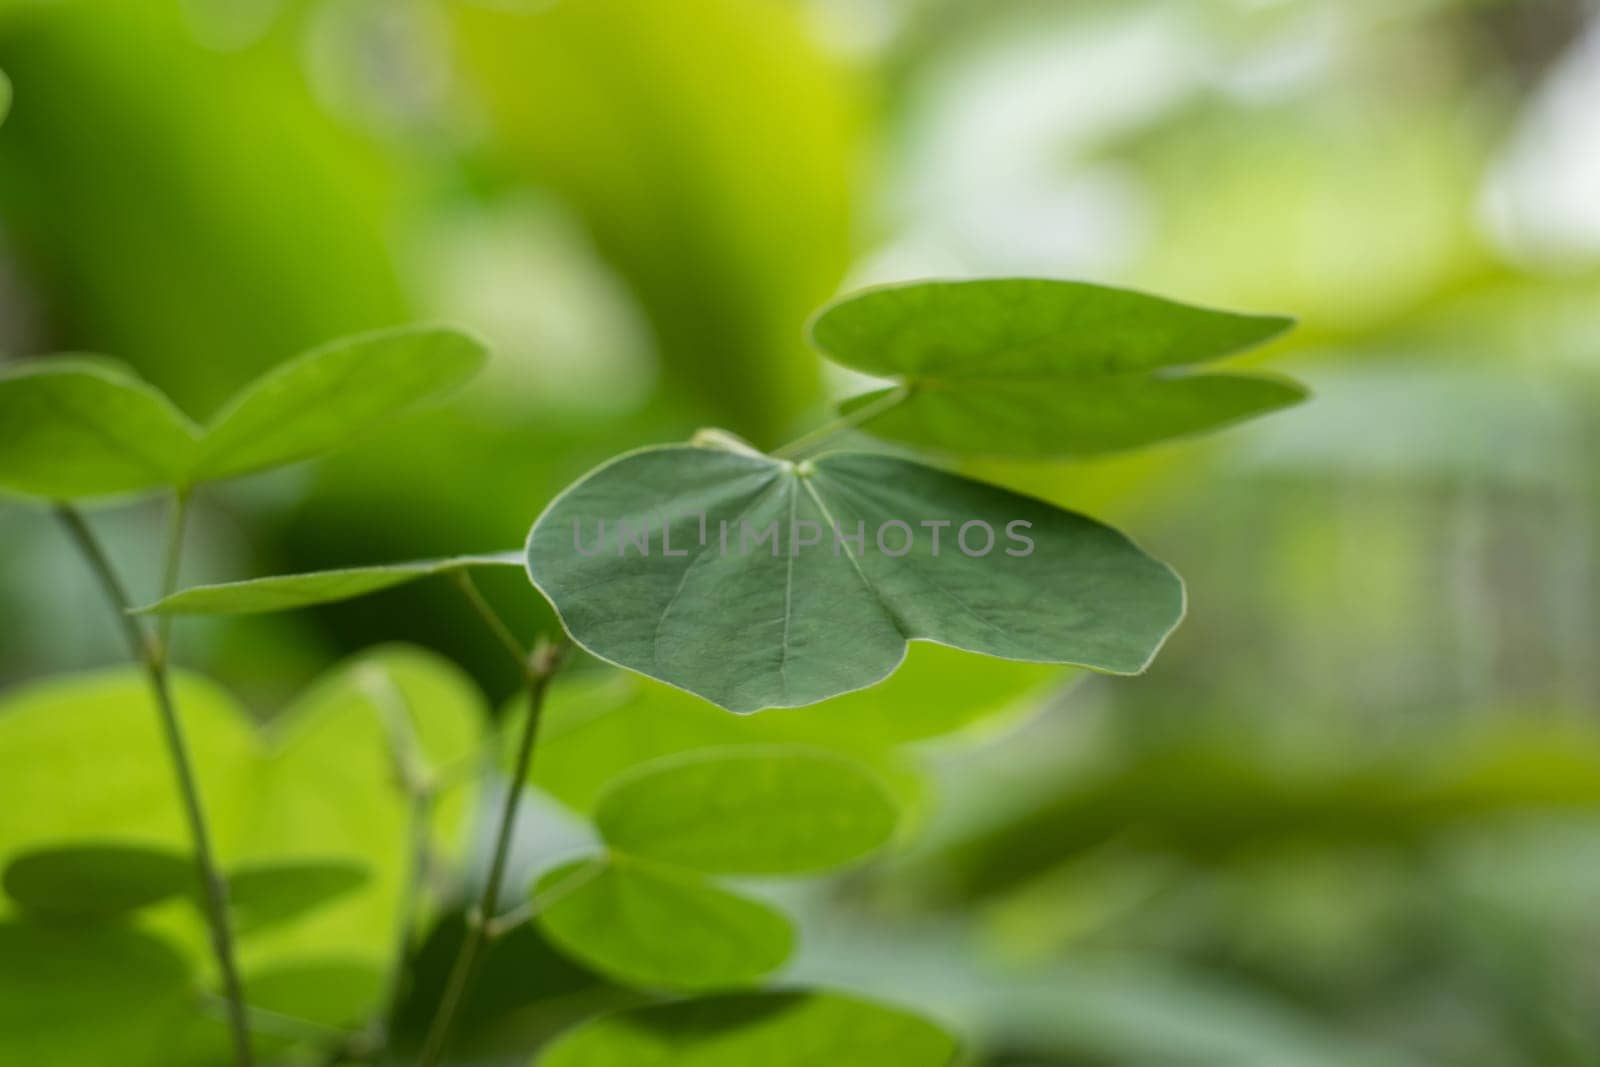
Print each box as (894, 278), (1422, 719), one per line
(4, 0), (1600, 1064)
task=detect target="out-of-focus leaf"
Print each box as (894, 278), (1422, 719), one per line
(192, 325), (486, 482)
(595, 747), (897, 875)
(169, 957), (383, 1067)
(0, 648), (483, 994)
(535, 857), (794, 992)
(452, 0), (860, 440)
(137, 552), (522, 615)
(526, 444), (1182, 712)
(0, 921), (192, 1066)
(537, 990), (959, 1067)
(0, 4), (411, 414)
(0, 359), (199, 499)
(2, 843), (193, 918)
(0, 66), (10, 125)
(812, 279), (1300, 458)
(226, 859), (368, 934)
(527, 646), (1064, 816)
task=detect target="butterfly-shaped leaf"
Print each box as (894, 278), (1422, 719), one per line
(136, 551), (522, 615)
(595, 746), (897, 875)
(537, 990), (959, 1067)
(810, 278), (1301, 457)
(525, 442), (1183, 712)
(193, 324), (487, 481)
(0, 359), (200, 499)
(534, 857), (794, 992)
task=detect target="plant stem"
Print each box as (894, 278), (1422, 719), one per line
(415, 637), (566, 1067)
(156, 487), (191, 650)
(54, 504), (254, 1067)
(451, 568), (529, 670)
(772, 384), (912, 459)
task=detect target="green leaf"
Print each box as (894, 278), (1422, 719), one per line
(596, 746), (897, 875)
(0, 67), (11, 126)
(227, 859), (368, 934)
(0, 359), (199, 499)
(526, 444), (1182, 712)
(0, 921), (193, 1066)
(136, 552), (522, 615)
(537, 990), (959, 1067)
(2, 843), (193, 918)
(535, 857), (794, 991)
(810, 279), (1301, 457)
(192, 325), (486, 481)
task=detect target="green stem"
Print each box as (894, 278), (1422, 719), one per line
(451, 568), (529, 671)
(772, 385), (911, 459)
(415, 638), (566, 1067)
(156, 487), (191, 650)
(54, 504), (254, 1067)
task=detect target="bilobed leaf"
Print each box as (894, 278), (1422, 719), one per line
(537, 990), (959, 1067)
(0, 359), (200, 499)
(535, 857), (794, 991)
(227, 859), (368, 933)
(192, 324), (486, 481)
(525, 443), (1183, 713)
(0, 921), (193, 1066)
(596, 746), (896, 875)
(136, 551), (522, 615)
(810, 279), (1301, 457)
(2, 843), (193, 918)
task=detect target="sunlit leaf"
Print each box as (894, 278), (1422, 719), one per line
(535, 857), (794, 992)
(192, 325), (486, 481)
(227, 859), (368, 934)
(596, 746), (896, 875)
(0, 67), (11, 126)
(2, 843), (193, 918)
(537, 990), (959, 1067)
(0, 921), (193, 1066)
(811, 279), (1301, 458)
(526, 442), (1182, 712)
(136, 552), (522, 615)
(0, 359), (199, 499)
(168, 957), (383, 1066)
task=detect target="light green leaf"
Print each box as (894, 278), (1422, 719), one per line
(0, 921), (193, 1066)
(0, 359), (200, 499)
(2, 843), (193, 918)
(227, 859), (368, 934)
(535, 857), (794, 991)
(0, 68), (10, 126)
(537, 990), (959, 1067)
(596, 746), (896, 875)
(136, 551), (522, 615)
(525, 444), (1182, 712)
(193, 325), (486, 481)
(810, 279), (1301, 457)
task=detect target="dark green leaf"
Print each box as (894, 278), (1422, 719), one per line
(537, 990), (959, 1067)
(526, 443), (1182, 712)
(136, 552), (522, 615)
(0, 359), (199, 499)
(0, 921), (192, 1066)
(811, 278), (1301, 457)
(596, 746), (897, 875)
(227, 859), (368, 934)
(192, 325), (486, 481)
(535, 857), (794, 991)
(2, 843), (193, 918)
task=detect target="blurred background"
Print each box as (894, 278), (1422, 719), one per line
(4, 0), (1600, 1063)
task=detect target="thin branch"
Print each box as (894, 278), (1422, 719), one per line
(772, 385), (912, 459)
(451, 568), (529, 672)
(54, 503), (254, 1067)
(415, 637), (567, 1067)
